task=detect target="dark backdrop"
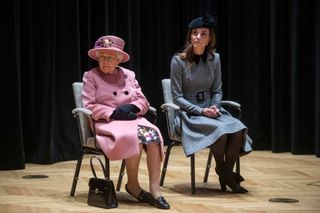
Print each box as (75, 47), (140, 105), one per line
(1, 0), (319, 170)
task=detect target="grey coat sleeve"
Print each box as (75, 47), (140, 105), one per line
(170, 55), (203, 115)
(209, 53), (223, 108)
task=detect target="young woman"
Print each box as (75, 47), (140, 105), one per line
(170, 15), (253, 193)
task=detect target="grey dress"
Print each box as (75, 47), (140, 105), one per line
(170, 52), (253, 157)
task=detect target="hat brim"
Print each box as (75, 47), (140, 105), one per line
(88, 48), (130, 63)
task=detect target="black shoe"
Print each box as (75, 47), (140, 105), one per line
(229, 184), (248, 193)
(147, 194), (170, 209)
(219, 176), (227, 192)
(125, 184), (150, 203)
(233, 172), (245, 183)
(215, 168), (244, 183)
(219, 176), (248, 193)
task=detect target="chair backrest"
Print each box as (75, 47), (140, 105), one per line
(162, 79), (173, 104)
(72, 82), (94, 147)
(72, 82), (84, 108)
(161, 79), (181, 141)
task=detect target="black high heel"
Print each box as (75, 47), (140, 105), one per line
(233, 172), (245, 183)
(229, 184), (248, 193)
(219, 177), (227, 192)
(219, 175), (248, 193)
(216, 168), (244, 183)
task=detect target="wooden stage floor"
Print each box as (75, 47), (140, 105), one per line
(1, 147), (320, 212)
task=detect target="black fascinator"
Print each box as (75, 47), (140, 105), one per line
(188, 14), (217, 29)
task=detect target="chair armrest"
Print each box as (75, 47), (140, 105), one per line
(72, 106), (157, 121)
(161, 101), (240, 111)
(72, 107), (93, 117)
(73, 107), (155, 116)
(149, 106), (157, 113)
(221, 100), (241, 109)
(161, 103), (180, 111)
(72, 107), (99, 149)
(145, 106), (157, 124)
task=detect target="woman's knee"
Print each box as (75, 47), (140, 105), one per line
(147, 141), (160, 148)
(218, 135), (228, 142)
(212, 135), (227, 149)
(231, 130), (243, 139)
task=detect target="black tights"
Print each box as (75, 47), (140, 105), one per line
(211, 130), (243, 177)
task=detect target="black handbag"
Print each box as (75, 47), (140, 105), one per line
(87, 156), (118, 209)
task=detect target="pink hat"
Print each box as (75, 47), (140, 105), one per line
(88, 35), (130, 62)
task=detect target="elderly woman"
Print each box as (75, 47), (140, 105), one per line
(82, 35), (170, 209)
(170, 15), (253, 193)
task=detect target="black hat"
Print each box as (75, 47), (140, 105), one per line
(188, 14), (217, 29)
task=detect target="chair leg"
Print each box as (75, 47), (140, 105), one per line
(103, 154), (110, 179)
(70, 150), (86, 197)
(190, 154), (195, 194)
(203, 147), (213, 183)
(116, 160), (126, 191)
(160, 141), (177, 186)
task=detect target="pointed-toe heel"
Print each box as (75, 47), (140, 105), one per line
(231, 184), (249, 193)
(233, 172), (245, 183)
(215, 167), (244, 183)
(219, 175), (249, 194)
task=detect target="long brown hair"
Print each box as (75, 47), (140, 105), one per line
(178, 27), (216, 64)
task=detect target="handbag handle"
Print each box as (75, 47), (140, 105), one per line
(90, 156), (108, 180)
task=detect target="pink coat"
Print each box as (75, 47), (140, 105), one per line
(82, 67), (164, 161)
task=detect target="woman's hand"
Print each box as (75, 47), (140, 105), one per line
(202, 105), (221, 118)
(110, 104), (139, 120)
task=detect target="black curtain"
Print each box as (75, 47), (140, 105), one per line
(1, 0), (319, 170)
